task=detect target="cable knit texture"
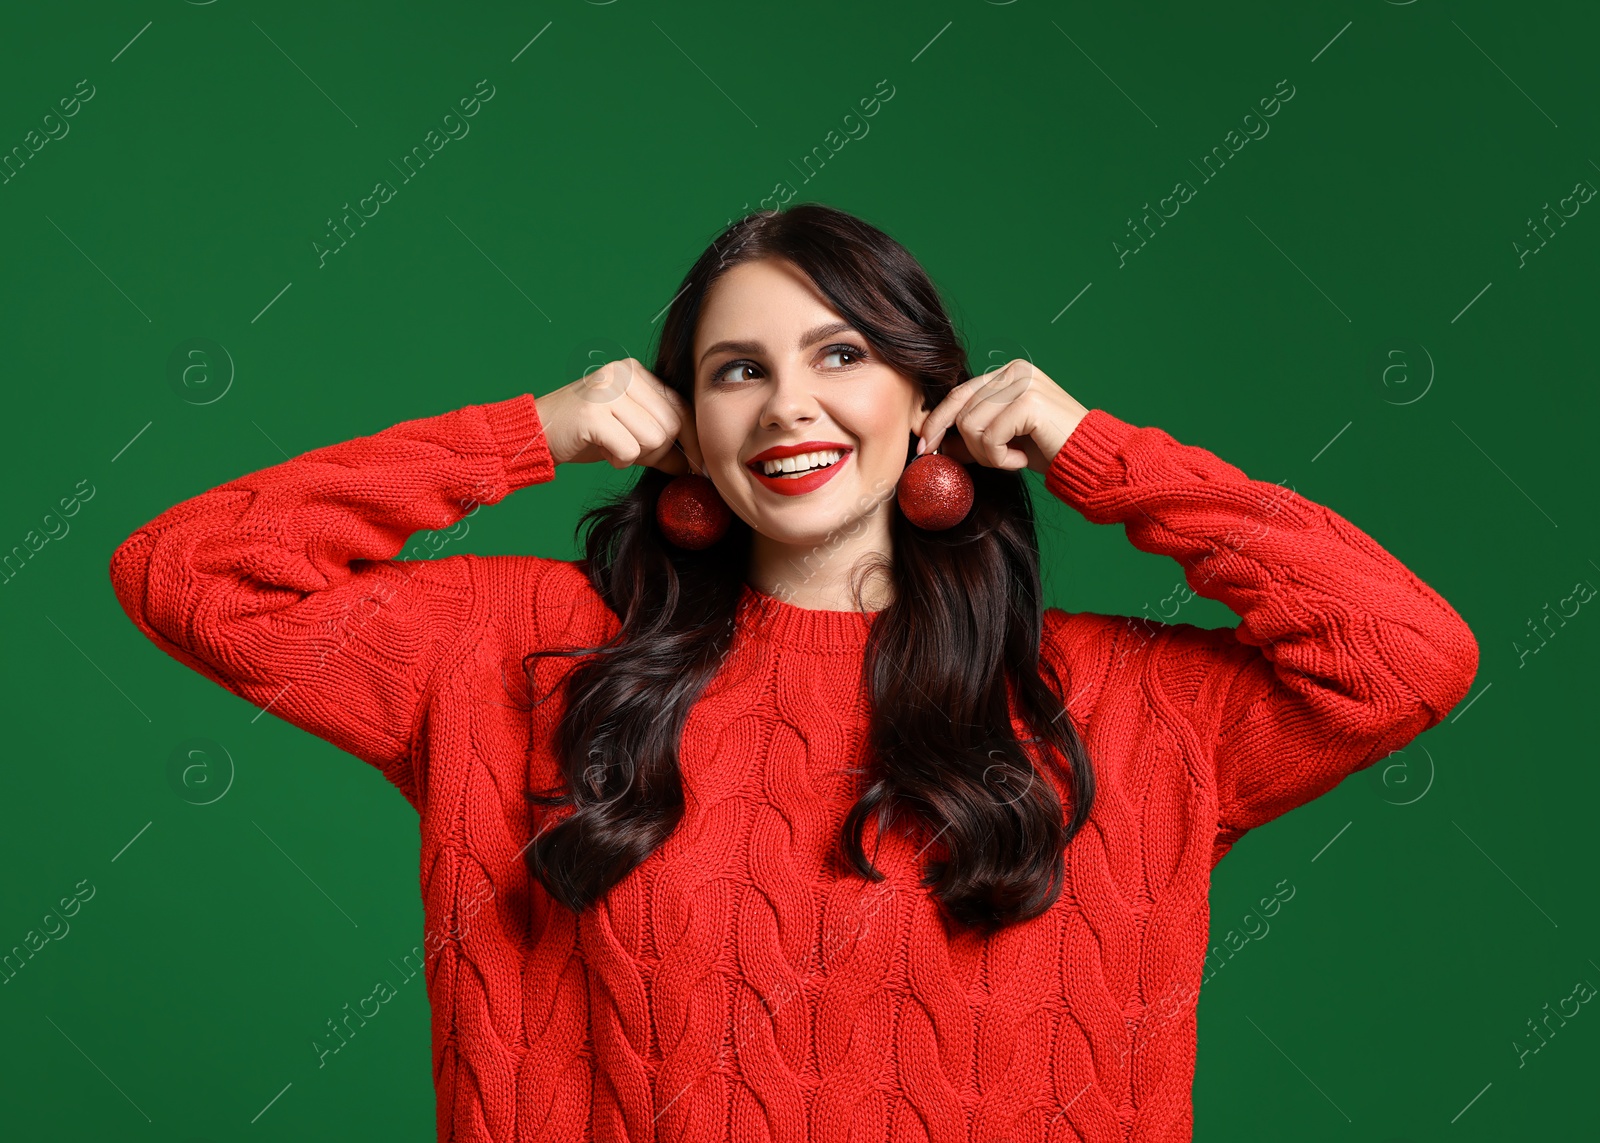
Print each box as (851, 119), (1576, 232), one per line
(108, 393), (1479, 1142)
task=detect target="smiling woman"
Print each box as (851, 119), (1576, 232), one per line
(109, 201), (1479, 1142)
(682, 258), (937, 598)
(522, 207), (1096, 940)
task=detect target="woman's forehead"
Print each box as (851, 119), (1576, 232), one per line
(695, 261), (844, 352)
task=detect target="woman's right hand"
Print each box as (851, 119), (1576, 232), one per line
(533, 358), (704, 475)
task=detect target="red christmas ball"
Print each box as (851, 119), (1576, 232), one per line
(655, 474), (731, 549)
(897, 454), (974, 530)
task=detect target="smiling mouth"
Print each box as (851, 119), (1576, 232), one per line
(752, 454), (846, 479)
(746, 447), (853, 495)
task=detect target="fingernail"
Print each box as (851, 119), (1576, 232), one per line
(916, 437), (926, 456)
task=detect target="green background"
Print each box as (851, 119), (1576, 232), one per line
(2, 0), (1594, 1138)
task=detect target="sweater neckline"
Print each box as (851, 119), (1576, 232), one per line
(735, 581), (879, 650)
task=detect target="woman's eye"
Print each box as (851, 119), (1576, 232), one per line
(712, 345), (865, 384)
(713, 362), (757, 385)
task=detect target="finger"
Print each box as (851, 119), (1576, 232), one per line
(669, 396), (708, 476)
(942, 371), (1041, 469)
(582, 358), (636, 403)
(923, 371), (1008, 454)
(632, 388), (702, 475)
(584, 416), (646, 470)
(947, 392), (1012, 469)
(622, 359), (670, 412)
(920, 382), (982, 456)
(650, 443), (693, 476)
(608, 397), (676, 468)
(627, 363), (706, 474)
(970, 398), (1037, 469)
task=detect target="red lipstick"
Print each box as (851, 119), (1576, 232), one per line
(746, 441), (852, 497)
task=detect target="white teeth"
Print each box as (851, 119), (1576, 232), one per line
(761, 449), (844, 476)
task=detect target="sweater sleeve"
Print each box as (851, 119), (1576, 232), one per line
(107, 392), (557, 812)
(1042, 408), (1480, 864)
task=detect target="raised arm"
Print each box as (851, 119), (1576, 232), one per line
(107, 393), (555, 812)
(1041, 408), (1480, 864)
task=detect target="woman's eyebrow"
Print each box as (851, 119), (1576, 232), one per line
(698, 320), (856, 370)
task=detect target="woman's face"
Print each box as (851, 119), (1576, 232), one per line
(691, 257), (927, 548)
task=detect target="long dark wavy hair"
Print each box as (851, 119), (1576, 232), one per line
(522, 203), (1094, 935)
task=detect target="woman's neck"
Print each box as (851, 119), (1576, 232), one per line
(744, 512), (895, 613)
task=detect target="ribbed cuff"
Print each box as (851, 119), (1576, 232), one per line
(1043, 408), (1141, 505)
(479, 393), (557, 489)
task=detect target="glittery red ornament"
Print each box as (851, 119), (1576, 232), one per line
(896, 453), (975, 530)
(656, 474), (731, 549)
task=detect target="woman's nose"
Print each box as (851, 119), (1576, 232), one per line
(760, 366), (820, 428)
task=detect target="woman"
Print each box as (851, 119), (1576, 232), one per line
(109, 204), (1479, 1141)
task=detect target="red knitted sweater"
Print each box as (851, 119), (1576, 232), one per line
(108, 393), (1478, 1142)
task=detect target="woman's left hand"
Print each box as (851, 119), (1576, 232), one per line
(917, 359), (1091, 475)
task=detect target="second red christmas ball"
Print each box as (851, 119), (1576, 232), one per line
(897, 453), (974, 530)
(656, 474), (731, 549)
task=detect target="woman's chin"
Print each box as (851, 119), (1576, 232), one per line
(749, 502), (867, 548)
(738, 469), (895, 548)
